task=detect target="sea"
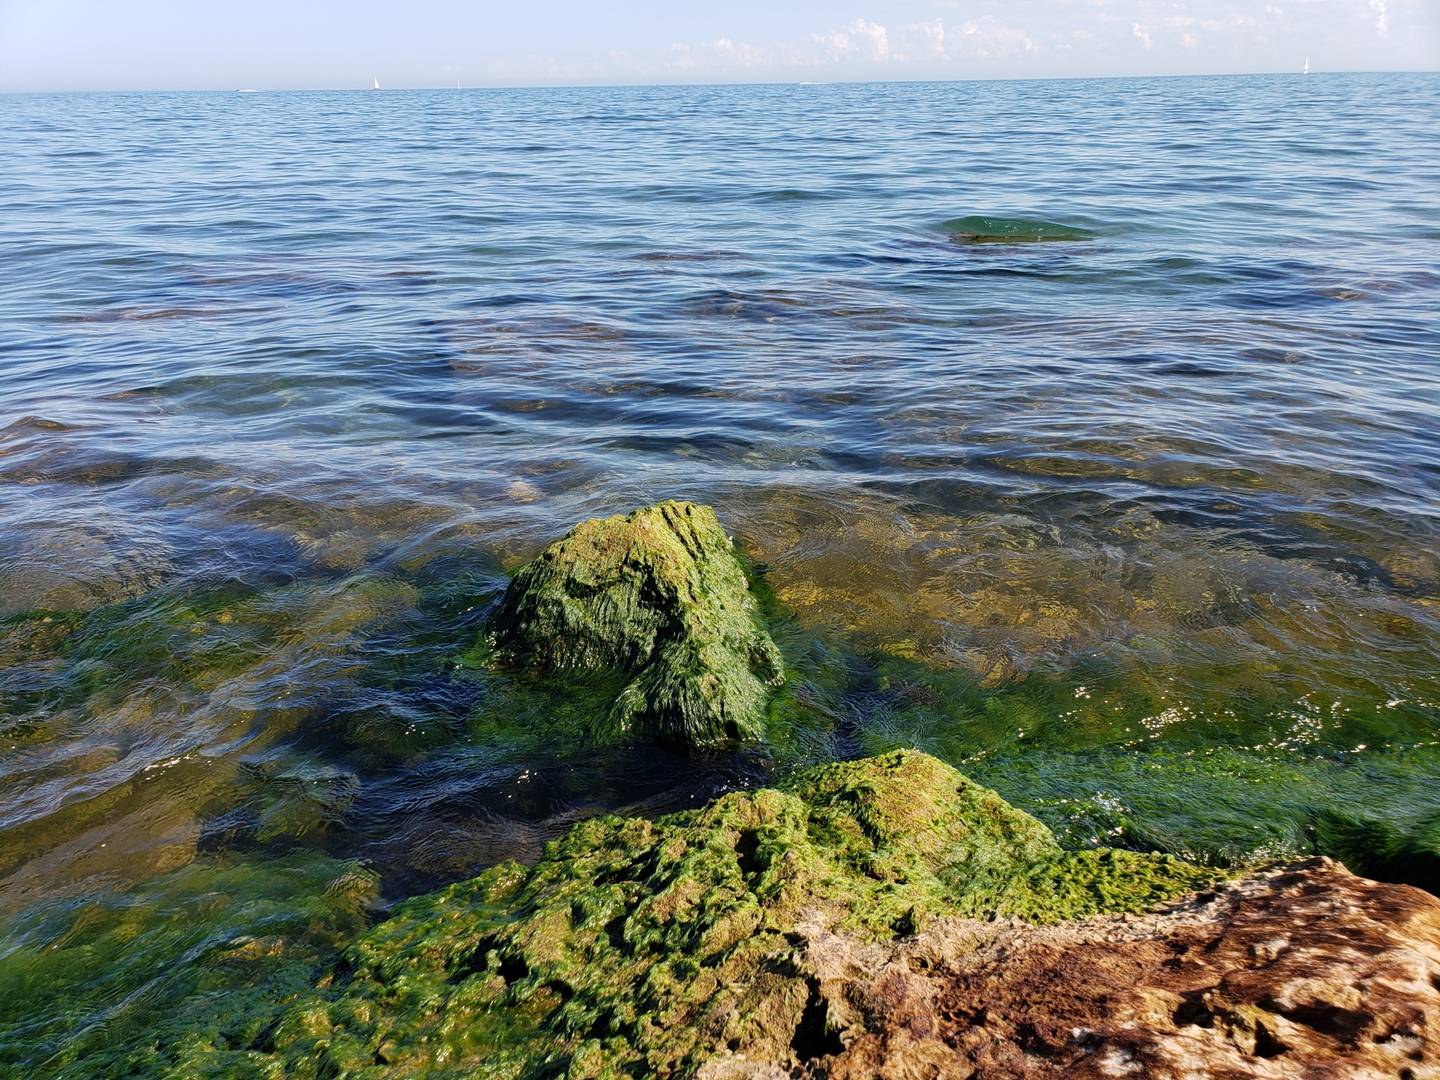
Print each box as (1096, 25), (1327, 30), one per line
(1, 73), (1438, 1070)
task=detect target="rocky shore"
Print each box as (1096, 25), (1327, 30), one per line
(723, 858), (1440, 1079)
(200, 751), (1439, 1078)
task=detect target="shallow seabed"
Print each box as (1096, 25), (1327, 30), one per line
(1, 74), (1438, 1074)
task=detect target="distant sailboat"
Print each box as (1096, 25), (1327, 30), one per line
(372, 77), (381, 90)
(1303, 57), (1310, 76)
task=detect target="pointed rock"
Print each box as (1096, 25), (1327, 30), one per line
(491, 500), (782, 748)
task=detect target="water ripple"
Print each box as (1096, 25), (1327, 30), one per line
(0, 73), (1438, 912)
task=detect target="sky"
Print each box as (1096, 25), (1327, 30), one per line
(0, 0), (1435, 91)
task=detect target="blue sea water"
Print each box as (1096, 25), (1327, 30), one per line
(1, 75), (1439, 1013)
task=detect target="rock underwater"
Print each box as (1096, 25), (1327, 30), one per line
(199, 749), (1440, 1080)
(941, 215), (1096, 244)
(490, 500), (783, 748)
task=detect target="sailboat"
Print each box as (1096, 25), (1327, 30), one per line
(1303, 57), (1310, 76)
(372, 77), (381, 90)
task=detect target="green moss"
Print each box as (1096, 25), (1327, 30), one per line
(251, 750), (1215, 1079)
(491, 501), (783, 748)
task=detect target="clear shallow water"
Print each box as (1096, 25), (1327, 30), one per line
(2, 74), (1440, 1069)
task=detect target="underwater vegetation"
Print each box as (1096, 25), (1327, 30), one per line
(1, 501), (1439, 1078)
(0, 854), (378, 1078)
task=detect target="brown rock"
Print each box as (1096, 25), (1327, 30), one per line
(700, 858), (1440, 1080)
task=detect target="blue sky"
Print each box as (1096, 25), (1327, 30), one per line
(1, 0), (1435, 91)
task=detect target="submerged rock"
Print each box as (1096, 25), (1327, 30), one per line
(942, 214), (1095, 243)
(491, 500), (782, 748)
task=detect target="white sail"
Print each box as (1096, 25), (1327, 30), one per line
(373, 77), (381, 90)
(1303, 57), (1310, 76)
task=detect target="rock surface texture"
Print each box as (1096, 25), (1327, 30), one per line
(491, 500), (782, 747)
(710, 859), (1440, 1080)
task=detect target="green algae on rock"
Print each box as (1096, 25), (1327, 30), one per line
(490, 501), (783, 748)
(260, 750), (1217, 1078)
(941, 214), (1095, 243)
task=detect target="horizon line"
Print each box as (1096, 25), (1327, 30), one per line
(3, 66), (1437, 96)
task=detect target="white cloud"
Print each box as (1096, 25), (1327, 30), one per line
(813, 18), (892, 62)
(1369, 0), (1389, 34)
(964, 18), (1035, 56)
(711, 37), (767, 67)
(911, 19), (948, 57)
(807, 16), (1032, 66)
(644, 1), (1428, 85)
(665, 37), (769, 71)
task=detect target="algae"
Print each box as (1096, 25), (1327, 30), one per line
(941, 214), (1095, 243)
(0, 751), (1216, 1078)
(0, 610), (84, 735)
(6, 499), (1440, 1077)
(491, 501), (783, 748)
(0, 854), (378, 1079)
(0, 574), (429, 900)
(1309, 806), (1440, 893)
(3, 575), (422, 723)
(251, 750), (1214, 1079)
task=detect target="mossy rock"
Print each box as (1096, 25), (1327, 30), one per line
(260, 750), (1218, 1078)
(941, 214), (1095, 243)
(491, 501), (783, 748)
